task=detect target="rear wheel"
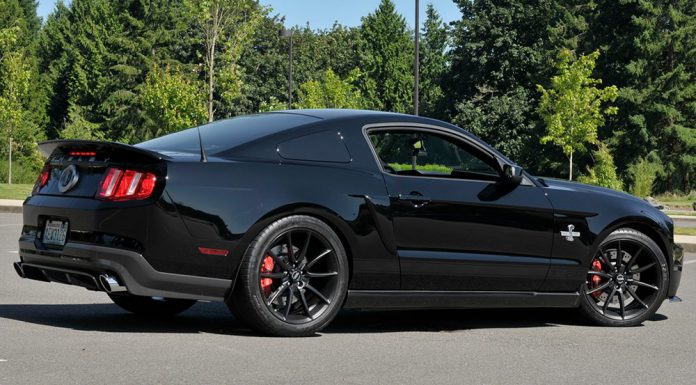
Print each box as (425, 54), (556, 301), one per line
(227, 215), (349, 336)
(579, 228), (669, 326)
(108, 293), (196, 316)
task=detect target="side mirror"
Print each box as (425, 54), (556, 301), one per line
(502, 164), (523, 186)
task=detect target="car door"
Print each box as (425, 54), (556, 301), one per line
(366, 126), (554, 291)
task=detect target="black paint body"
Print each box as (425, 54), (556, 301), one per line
(16, 110), (682, 305)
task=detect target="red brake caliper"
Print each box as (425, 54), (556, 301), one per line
(590, 259), (603, 298)
(260, 256), (275, 296)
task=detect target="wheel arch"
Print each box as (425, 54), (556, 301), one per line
(593, 217), (671, 269)
(227, 203), (358, 294)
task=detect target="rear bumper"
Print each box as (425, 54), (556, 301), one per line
(17, 235), (231, 301)
(668, 243), (684, 298)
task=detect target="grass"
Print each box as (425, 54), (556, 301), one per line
(388, 163), (453, 173)
(675, 227), (696, 236)
(0, 184), (33, 200)
(654, 191), (696, 210)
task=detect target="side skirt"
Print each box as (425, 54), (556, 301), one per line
(343, 290), (580, 310)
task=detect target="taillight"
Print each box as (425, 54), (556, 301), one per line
(97, 167), (157, 201)
(32, 165), (50, 195)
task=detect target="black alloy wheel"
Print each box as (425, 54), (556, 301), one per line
(228, 215), (349, 336)
(579, 228), (668, 326)
(259, 229), (341, 323)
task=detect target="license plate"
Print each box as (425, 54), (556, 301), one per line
(43, 220), (69, 246)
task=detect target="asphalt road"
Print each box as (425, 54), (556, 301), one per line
(0, 212), (694, 385)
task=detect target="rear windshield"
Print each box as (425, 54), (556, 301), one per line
(136, 113), (319, 155)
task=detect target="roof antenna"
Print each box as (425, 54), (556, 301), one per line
(197, 126), (208, 162)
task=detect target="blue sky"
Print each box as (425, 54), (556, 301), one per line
(37, 1), (462, 30)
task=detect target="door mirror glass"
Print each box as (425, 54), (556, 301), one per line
(502, 164), (523, 186)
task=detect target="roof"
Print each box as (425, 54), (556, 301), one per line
(269, 109), (417, 121)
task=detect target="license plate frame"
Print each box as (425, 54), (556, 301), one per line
(42, 219), (69, 246)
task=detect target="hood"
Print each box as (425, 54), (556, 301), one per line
(539, 177), (647, 205)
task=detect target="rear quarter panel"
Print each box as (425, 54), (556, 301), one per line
(163, 159), (399, 289)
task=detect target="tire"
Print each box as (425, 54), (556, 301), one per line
(108, 293), (196, 316)
(579, 228), (669, 326)
(227, 215), (349, 336)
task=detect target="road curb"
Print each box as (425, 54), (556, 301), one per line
(670, 215), (696, 223)
(0, 206), (22, 214)
(680, 243), (696, 253)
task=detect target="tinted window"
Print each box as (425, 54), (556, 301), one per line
(278, 131), (351, 163)
(368, 130), (499, 180)
(137, 113), (319, 155)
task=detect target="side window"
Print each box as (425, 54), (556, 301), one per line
(278, 130), (351, 163)
(368, 129), (500, 181)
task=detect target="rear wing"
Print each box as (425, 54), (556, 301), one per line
(38, 140), (170, 161)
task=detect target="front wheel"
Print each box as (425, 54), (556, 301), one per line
(579, 228), (669, 326)
(108, 293), (196, 316)
(227, 215), (349, 336)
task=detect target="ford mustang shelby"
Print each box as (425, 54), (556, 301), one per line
(14, 109), (683, 336)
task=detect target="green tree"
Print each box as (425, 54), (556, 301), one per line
(357, 0), (413, 113)
(419, 4), (448, 119)
(258, 96), (286, 113)
(37, 0), (120, 141)
(446, 0), (592, 169)
(577, 142), (623, 190)
(190, 0), (267, 122)
(140, 65), (207, 139)
(59, 104), (105, 141)
(619, 0), (696, 192)
(538, 50), (618, 180)
(0, 2), (43, 183)
(295, 68), (366, 109)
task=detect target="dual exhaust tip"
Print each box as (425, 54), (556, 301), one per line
(13, 262), (25, 278)
(13, 262), (126, 293)
(98, 274), (127, 293)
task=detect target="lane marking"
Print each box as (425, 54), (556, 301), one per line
(7, 250), (18, 254)
(0, 359), (7, 362)
(684, 259), (696, 265)
(0, 224), (22, 227)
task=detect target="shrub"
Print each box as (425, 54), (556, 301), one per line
(577, 143), (622, 190)
(627, 158), (662, 198)
(0, 159), (41, 184)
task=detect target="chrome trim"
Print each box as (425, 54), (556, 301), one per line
(361, 122), (535, 185)
(99, 274), (127, 293)
(58, 164), (80, 193)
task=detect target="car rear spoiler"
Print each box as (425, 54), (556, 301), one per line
(38, 140), (170, 160)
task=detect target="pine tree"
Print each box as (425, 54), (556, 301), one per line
(419, 4), (448, 119)
(446, 0), (591, 170)
(357, 0), (414, 113)
(620, 0), (696, 192)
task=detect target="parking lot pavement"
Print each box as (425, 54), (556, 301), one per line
(0, 212), (694, 385)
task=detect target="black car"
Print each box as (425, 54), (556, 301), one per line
(14, 109), (683, 336)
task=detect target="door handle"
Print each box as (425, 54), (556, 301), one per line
(397, 192), (431, 207)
